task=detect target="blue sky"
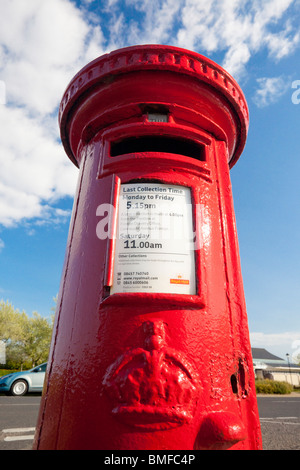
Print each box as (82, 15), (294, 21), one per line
(0, 0), (299, 361)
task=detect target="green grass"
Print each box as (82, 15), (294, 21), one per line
(0, 369), (19, 377)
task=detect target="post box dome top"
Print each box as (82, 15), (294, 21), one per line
(59, 44), (249, 167)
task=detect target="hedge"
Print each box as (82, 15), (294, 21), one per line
(255, 379), (293, 394)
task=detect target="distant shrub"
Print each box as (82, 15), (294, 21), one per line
(255, 380), (293, 394)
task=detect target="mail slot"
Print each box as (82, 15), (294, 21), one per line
(110, 135), (205, 160)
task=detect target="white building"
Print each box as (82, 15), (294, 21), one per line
(252, 348), (300, 387)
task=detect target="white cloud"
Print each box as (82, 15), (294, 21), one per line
(250, 331), (300, 360)
(175, 0), (300, 78)
(253, 76), (291, 107)
(0, 239), (4, 253)
(0, 0), (106, 228)
(265, 22), (300, 60)
(0, 0), (104, 116)
(0, 0), (299, 228)
(222, 44), (251, 78)
(0, 105), (78, 227)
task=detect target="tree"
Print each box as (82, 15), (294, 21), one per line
(0, 300), (24, 344)
(0, 300), (53, 369)
(21, 312), (53, 366)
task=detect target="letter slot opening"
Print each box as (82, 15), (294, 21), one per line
(110, 136), (205, 161)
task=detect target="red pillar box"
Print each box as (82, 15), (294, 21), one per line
(33, 45), (262, 450)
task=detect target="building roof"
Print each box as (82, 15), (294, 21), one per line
(251, 348), (300, 370)
(251, 348), (284, 362)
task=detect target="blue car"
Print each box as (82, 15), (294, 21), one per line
(0, 363), (47, 396)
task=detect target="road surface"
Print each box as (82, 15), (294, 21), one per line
(1, 394), (299, 450)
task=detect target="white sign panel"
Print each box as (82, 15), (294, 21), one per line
(111, 183), (196, 295)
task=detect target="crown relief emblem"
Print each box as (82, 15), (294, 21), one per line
(102, 320), (200, 430)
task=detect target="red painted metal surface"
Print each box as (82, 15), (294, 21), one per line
(33, 45), (262, 450)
